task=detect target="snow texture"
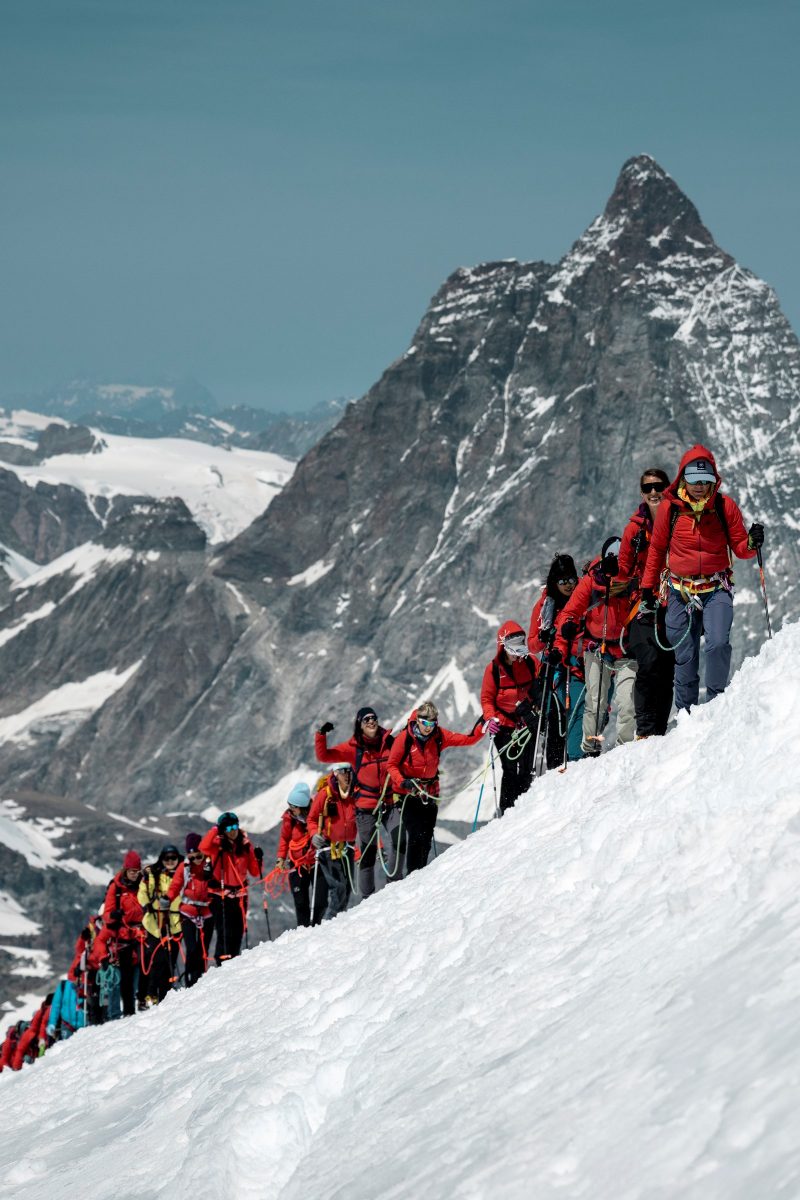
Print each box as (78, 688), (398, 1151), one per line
(0, 663), (141, 745)
(1, 624), (798, 1198)
(2, 424), (295, 544)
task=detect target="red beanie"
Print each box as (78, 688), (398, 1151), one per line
(123, 850), (141, 870)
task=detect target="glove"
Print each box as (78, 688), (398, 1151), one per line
(275, 857), (286, 871)
(157, 897), (171, 910)
(638, 588), (657, 625)
(312, 834), (327, 850)
(318, 721), (334, 735)
(601, 553), (619, 579)
(254, 846), (264, 866)
(483, 717), (501, 736)
(748, 522), (764, 549)
(559, 619), (578, 644)
(546, 647), (562, 667)
(541, 625), (556, 648)
(110, 908), (123, 922)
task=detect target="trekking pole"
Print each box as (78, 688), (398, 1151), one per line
(588, 582), (610, 751)
(531, 660), (551, 777)
(756, 546), (773, 639)
(558, 655), (572, 773)
(471, 746), (492, 832)
(263, 891), (273, 941)
(489, 738), (501, 819)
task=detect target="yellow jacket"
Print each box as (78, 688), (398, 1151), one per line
(138, 867), (182, 939)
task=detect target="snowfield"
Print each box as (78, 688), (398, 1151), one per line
(0, 625), (798, 1199)
(0, 415), (295, 544)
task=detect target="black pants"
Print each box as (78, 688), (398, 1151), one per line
(289, 866), (327, 927)
(628, 615), (674, 736)
(180, 915), (213, 988)
(139, 934), (180, 1003)
(211, 895), (246, 963)
(318, 847), (354, 920)
(404, 793), (438, 873)
(492, 724), (535, 811)
(117, 941), (139, 1016)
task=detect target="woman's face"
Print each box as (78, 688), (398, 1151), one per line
(556, 576), (577, 598)
(684, 479), (713, 503)
(641, 475), (666, 515)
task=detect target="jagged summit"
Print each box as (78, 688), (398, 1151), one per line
(602, 153), (719, 253)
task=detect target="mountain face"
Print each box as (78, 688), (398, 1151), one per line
(1, 155), (798, 827)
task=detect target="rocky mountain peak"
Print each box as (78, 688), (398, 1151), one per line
(601, 153), (720, 259)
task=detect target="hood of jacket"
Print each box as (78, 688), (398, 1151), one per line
(666, 444), (722, 503)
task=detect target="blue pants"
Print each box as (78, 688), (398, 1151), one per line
(666, 586), (733, 712)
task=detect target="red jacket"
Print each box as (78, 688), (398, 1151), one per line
(308, 775), (357, 843)
(641, 445), (755, 588)
(167, 859), (213, 920)
(481, 622), (540, 729)
(0, 1024), (23, 1072)
(554, 561), (631, 661)
(101, 872), (144, 942)
(198, 828), (261, 891)
(314, 727), (394, 811)
(618, 504), (652, 588)
(277, 810), (316, 870)
(387, 712), (483, 796)
(11, 1005), (48, 1071)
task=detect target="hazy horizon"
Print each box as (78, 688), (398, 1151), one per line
(2, 0), (798, 414)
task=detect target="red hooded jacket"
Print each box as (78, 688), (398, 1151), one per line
(307, 773), (357, 843)
(101, 872), (144, 942)
(554, 560), (631, 661)
(481, 621), (540, 729)
(277, 810), (316, 870)
(387, 711), (483, 796)
(314, 726), (394, 811)
(641, 445), (755, 589)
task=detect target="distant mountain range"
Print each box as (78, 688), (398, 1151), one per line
(1, 379), (347, 460)
(1, 154), (798, 1014)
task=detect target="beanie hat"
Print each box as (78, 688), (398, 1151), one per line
(185, 832), (202, 853)
(355, 706), (378, 723)
(287, 781), (312, 809)
(217, 811), (239, 833)
(123, 850), (141, 870)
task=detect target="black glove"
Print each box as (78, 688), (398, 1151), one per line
(254, 846), (263, 867)
(638, 588), (656, 626)
(541, 625), (556, 649)
(748, 522), (764, 549)
(107, 909), (123, 929)
(601, 553), (619, 579)
(318, 721), (334, 735)
(559, 619), (578, 644)
(546, 647), (562, 667)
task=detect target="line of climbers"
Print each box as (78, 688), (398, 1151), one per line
(2, 443), (766, 1072)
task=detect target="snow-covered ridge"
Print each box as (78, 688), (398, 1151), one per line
(2, 626), (797, 1198)
(0, 415), (296, 544)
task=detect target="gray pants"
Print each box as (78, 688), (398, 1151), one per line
(582, 649), (637, 754)
(355, 805), (403, 898)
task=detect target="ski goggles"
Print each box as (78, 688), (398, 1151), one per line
(557, 576), (578, 586)
(641, 481), (666, 494)
(220, 822), (239, 833)
(417, 717), (437, 730)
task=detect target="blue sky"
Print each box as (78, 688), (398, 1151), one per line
(1, 0), (797, 411)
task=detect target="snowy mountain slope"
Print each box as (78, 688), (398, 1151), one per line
(0, 416), (295, 545)
(1, 627), (798, 1199)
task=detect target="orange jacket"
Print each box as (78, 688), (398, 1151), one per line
(167, 859), (213, 920)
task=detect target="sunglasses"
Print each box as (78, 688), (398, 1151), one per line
(163, 855), (179, 862)
(221, 825), (238, 834)
(557, 576), (578, 586)
(187, 852), (205, 861)
(641, 482), (666, 494)
(361, 715), (378, 723)
(417, 717), (437, 729)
